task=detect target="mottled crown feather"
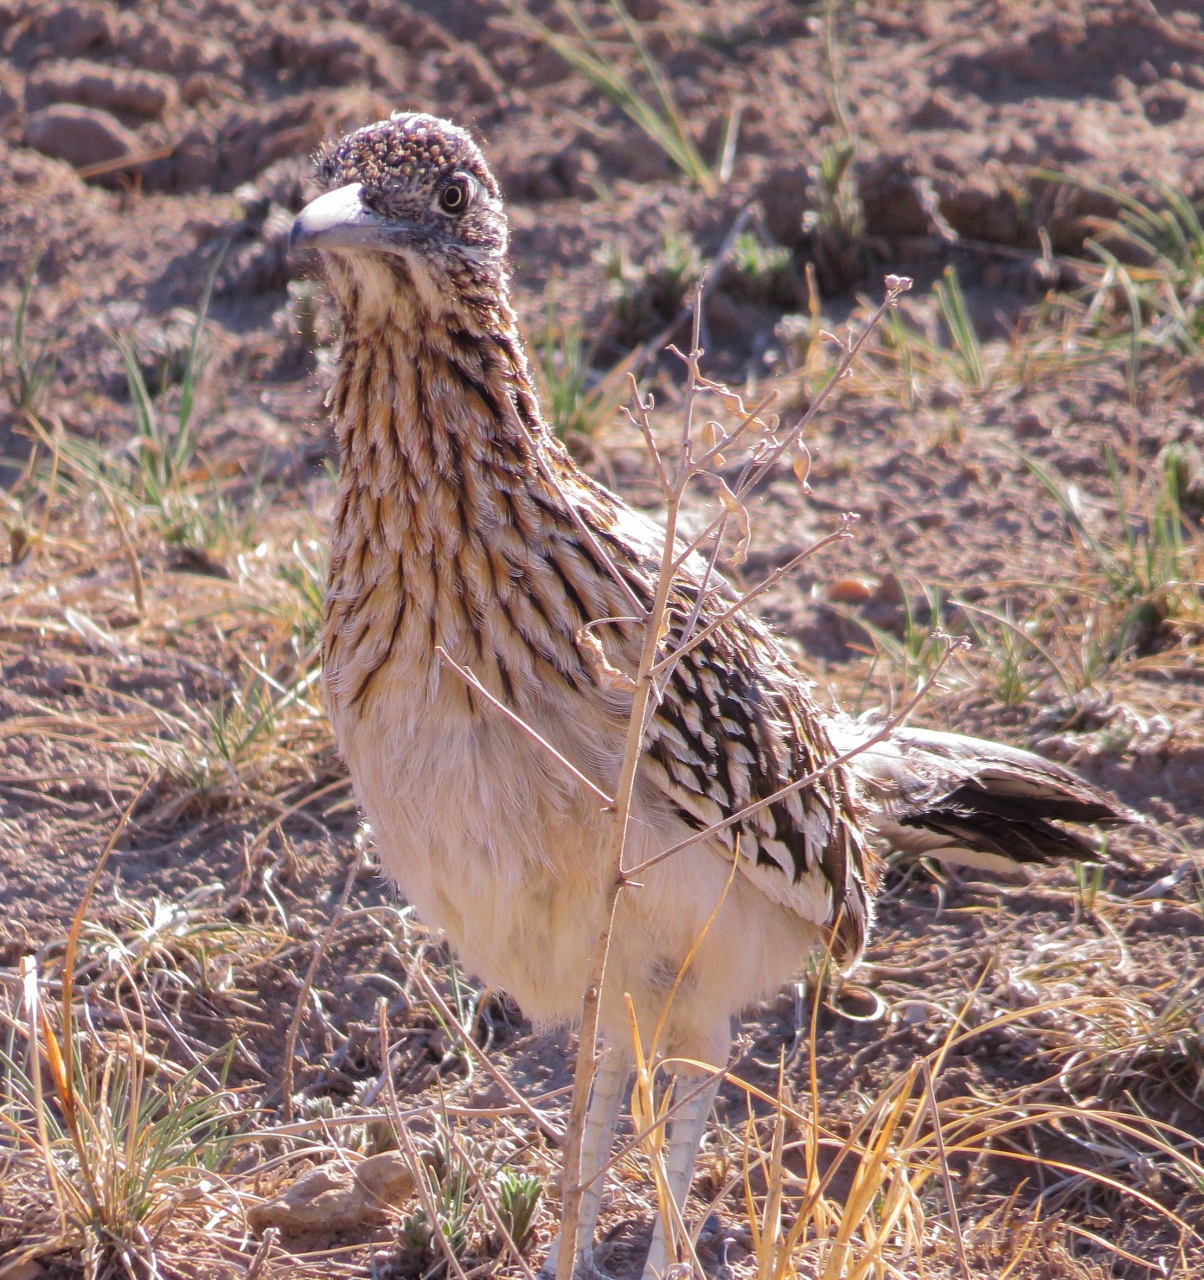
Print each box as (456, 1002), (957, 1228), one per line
(317, 113), (501, 214)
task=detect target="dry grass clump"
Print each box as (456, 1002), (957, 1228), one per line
(0, 274), (338, 829)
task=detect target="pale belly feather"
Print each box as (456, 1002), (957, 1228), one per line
(331, 661), (826, 1060)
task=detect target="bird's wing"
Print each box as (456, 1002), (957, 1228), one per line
(568, 481), (878, 965)
(642, 611), (877, 963)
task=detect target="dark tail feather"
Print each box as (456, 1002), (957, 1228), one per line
(837, 721), (1139, 879)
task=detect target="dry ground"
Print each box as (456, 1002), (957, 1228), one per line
(1, 1), (1203, 1277)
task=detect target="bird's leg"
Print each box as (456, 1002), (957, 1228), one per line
(641, 1071), (722, 1280)
(541, 1043), (631, 1280)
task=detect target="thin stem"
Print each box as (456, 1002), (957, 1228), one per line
(923, 1059), (973, 1280)
(623, 638), (961, 882)
(554, 277), (911, 1280)
(282, 847), (361, 1122)
(555, 340), (706, 1280)
(380, 1002), (474, 1280)
(650, 522), (856, 678)
(436, 647), (614, 807)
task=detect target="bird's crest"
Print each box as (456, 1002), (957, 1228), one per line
(316, 113), (500, 208)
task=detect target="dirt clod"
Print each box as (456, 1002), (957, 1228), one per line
(23, 100), (138, 168)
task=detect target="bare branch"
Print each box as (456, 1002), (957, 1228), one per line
(624, 374), (671, 496)
(650, 519), (858, 678)
(556, 310), (710, 1280)
(734, 277), (912, 504)
(380, 1002), (474, 1280)
(684, 388), (778, 477)
(622, 635), (963, 882)
(555, 277), (911, 1280)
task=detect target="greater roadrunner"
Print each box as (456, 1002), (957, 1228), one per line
(291, 114), (1135, 1278)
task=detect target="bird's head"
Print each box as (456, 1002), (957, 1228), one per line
(291, 113), (508, 327)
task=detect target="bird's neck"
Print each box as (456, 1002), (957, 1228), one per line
(322, 304), (611, 715)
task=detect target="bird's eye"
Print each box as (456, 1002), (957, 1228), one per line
(438, 179), (470, 214)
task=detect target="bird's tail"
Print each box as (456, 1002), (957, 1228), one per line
(832, 719), (1139, 879)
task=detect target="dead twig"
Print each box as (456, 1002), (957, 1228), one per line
(410, 965), (565, 1145)
(281, 846), (362, 1123)
(435, 646), (614, 806)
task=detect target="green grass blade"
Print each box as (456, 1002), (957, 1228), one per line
(510, 0), (715, 191)
(172, 244), (227, 478)
(935, 266), (984, 391)
(1017, 449), (1125, 591)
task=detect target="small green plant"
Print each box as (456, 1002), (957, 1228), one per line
(934, 265), (986, 391)
(2, 880), (244, 1280)
(493, 1166), (542, 1254)
(128, 655), (325, 816)
(399, 1133), (474, 1268)
(723, 232), (795, 307)
(508, 0), (716, 192)
(1162, 440), (1204, 522)
(1074, 856), (1105, 915)
(0, 249), (59, 423)
(1080, 176), (1204, 356)
(532, 309), (641, 445)
(275, 535), (329, 660)
(31, 256), (265, 566)
(839, 581), (960, 693)
(536, 312), (593, 439)
(603, 229), (703, 342)
(113, 301), (210, 533)
(802, 141), (866, 293)
(880, 263), (992, 394)
(1023, 446), (1204, 670)
(959, 600), (1044, 707)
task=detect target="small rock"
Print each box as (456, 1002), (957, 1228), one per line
(24, 103), (139, 170)
(826, 576), (878, 604)
(2, 1261), (47, 1280)
(247, 1166), (363, 1235)
(354, 1152), (415, 1207)
(823, 578), (880, 601)
(27, 59), (177, 119)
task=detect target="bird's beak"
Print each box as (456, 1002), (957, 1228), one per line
(290, 183), (416, 254)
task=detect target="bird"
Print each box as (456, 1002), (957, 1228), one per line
(290, 113), (1136, 1280)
